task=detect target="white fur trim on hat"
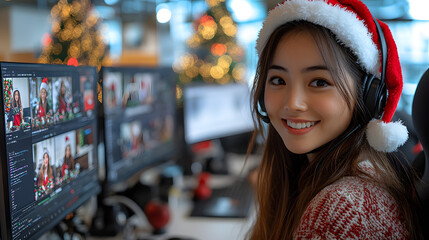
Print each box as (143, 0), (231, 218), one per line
(40, 82), (48, 92)
(366, 119), (408, 152)
(256, 0), (380, 76)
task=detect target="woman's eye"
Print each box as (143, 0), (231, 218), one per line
(310, 79), (330, 87)
(269, 77), (285, 85)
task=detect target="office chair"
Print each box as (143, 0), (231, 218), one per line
(412, 67), (429, 236)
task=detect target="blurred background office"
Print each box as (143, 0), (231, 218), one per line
(0, 0), (428, 113)
(0, 0), (428, 239)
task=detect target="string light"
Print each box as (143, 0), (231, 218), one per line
(211, 43), (227, 56)
(176, 85), (183, 99)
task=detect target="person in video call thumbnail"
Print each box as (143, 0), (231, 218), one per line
(62, 138), (76, 181)
(36, 150), (54, 198)
(122, 76), (140, 107)
(56, 79), (70, 115)
(247, 0), (423, 239)
(36, 78), (52, 123)
(9, 89), (25, 130)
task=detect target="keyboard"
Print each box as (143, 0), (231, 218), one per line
(190, 178), (254, 218)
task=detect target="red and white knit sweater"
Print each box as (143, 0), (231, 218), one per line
(294, 162), (408, 239)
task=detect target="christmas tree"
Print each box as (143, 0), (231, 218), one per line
(3, 79), (12, 114)
(173, 0), (246, 99)
(39, 0), (105, 103)
(39, 0), (105, 68)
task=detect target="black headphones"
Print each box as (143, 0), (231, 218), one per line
(258, 90), (270, 123)
(257, 17), (387, 125)
(362, 17), (388, 122)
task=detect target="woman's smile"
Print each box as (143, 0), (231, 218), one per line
(282, 119), (319, 135)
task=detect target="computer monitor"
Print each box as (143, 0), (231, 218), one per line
(183, 83), (254, 145)
(0, 62), (100, 240)
(182, 83), (254, 174)
(100, 66), (177, 189)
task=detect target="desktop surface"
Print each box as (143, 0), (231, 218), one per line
(190, 177), (254, 218)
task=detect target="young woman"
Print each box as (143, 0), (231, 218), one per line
(56, 79), (68, 114)
(38, 151), (54, 194)
(38, 78), (51, 121)
(62, 143), (75, 179)
(247, 0), (422, 239)
(9, 89), (24, 129)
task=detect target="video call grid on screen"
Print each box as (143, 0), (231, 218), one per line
(0, 62), (100, 240)
(101, 66), (177, 186)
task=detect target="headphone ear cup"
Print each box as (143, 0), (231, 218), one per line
(362, 74), (387, 120)
(258, 92), (266, 112)
(257, 92), (270, 123)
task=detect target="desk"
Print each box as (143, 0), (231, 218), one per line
(87, 177), (255, 240)
(89, 153), (260, 240)
(142, 178), (255, 240)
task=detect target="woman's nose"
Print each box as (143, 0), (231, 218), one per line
(283, 86), (307, 112)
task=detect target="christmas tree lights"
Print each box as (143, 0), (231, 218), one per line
(174, 0), (246, 100)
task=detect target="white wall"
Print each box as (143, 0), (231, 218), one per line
(10, 6), (51, 52)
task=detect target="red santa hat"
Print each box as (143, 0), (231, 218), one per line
(40, 78), (48, 92)
(256, 0), (407, 152)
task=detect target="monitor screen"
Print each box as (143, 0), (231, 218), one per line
(183, 83), (254, 144)
(0, 62), (100, 240)
(101, 66), (177, 187)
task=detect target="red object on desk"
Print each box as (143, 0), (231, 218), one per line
(144, 200), (170, 233)
(194, 172), (212, 200)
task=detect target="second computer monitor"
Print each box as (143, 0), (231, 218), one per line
(101, 66), (177, 187)
(183, 83), (254, 145)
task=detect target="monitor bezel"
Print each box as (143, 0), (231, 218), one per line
(0, 62), (13, 240)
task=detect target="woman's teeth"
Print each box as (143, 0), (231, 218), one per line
(287, 120), (316, 129)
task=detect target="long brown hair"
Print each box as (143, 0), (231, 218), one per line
(64, 144), (75, 170)
(247, 21), (422, 239)
(39, 88), (48, 111)
(57, 80), (65, 103)
(38, 152), (53, 186)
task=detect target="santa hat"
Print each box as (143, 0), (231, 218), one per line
(40, 78), (48, 92)
(256, 0), (407, 152)
(42, 148), (49, 158)
(65, 136), (70, 145)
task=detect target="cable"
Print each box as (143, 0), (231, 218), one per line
(103, 195), (148, 228)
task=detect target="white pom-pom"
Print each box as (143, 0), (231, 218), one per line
(366, 119), (408, 152)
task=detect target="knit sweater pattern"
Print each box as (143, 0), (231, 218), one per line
(294, 163), (408, 239)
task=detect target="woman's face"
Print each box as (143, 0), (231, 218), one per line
(65, 145), (71, 157)
(40, 88), (47, 100)
(61, 82), (66, 94)
(14, 91), (19, 101)
(43, 153), (49, 166)
(264, 31), (354, 159)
